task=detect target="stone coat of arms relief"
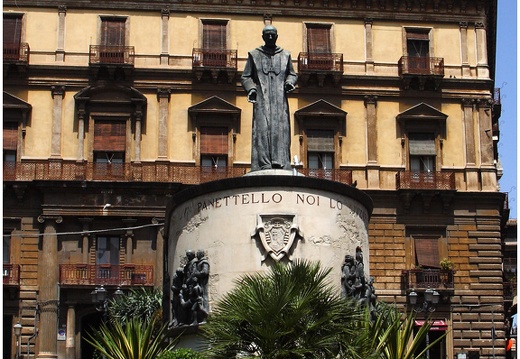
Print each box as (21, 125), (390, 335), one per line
(251, 214), (304, 261)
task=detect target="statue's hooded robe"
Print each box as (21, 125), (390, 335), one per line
(241, 45), (298, 171)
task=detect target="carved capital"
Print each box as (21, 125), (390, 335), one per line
(364, 18), (373, 25)
(477, 98), (493, 109)
(263, 13), (272, 25)
(459, 21), (468, 29)
(38, 215), (63, 224)
(58, 5), (67, 14)
(161, 8), (170, 17)
(364, 95), (378, 106)
(51, 85), (66, 98)
(475, 22), (485, 30)
(157, 88), (172, 101)
(461, 98), (474, 107)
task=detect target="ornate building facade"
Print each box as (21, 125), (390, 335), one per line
(3, 0), (508, 358)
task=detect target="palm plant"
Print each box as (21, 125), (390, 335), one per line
(86, 317), (177, 359)
(202, 259), (365, 359)
(107, 287), (162, 326)
(365, 302), (447, 359)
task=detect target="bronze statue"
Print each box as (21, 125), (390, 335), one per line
(241, 25), (298, 171)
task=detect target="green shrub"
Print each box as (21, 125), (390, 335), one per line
(158, 348), (207, 359)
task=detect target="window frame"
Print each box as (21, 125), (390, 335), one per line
(303, 22), (335, 54)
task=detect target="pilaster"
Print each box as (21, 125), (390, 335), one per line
(55, 6), (66, 62)
(160, 9), (170, 65)
(50, 86), (65, 159)
(157, 88), (171, 159)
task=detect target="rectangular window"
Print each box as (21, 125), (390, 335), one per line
(200, 126), (228, 157)
(406, 29), (430, 72)
(96, 236), (120, 265)
(3, 233), (10, 264)
(3, 122), (18, 152)
(307, 129), (334, 170)
(409, 133), (436, 172)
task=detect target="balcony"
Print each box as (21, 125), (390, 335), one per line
(396, 171), (455, 190)
(298, 52), (343, 86)
(398, 56), (444, 90)
(3, 160), (355, 186)
(3, 264), (20, 286)
(59, 264), (154, 286)
(3, 42), (30, 63)
(402, 268), (454, 291)
(192, 48), (237, 83)
(89, 45), (135, 66)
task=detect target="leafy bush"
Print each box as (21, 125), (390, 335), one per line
(158, 348), (207, 359)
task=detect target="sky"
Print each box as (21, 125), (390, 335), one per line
(495, 0), (517, 219)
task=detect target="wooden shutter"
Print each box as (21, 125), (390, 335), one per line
(409, 133), (436, 155)
(203, 22), (226, 50)
(307, 129), (334, 152)
(307, 25), (331, 53)
(3, 16), (22, 45)
(414, 237), (440, 268)
(101, 18), (125, 46)
(200, 127), (228, 155)
(3, 123), (18, 150)
(406, 30), (429, 41)
(94, 120), (126, 151)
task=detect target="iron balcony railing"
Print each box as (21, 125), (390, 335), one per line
(398, 56), (444, 77)
(3, 160), (354, 186)
(3, 264), (20, 286)
(89, 45), (135, 65)
(402, 268), (455, 290)
(298, 52), (344, 73)
(192, 48), (237, 69)
(396, 171), (455, 190)
(59, 264), (154, 286)
(3, 42), (30, 63)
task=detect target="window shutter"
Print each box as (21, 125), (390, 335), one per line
(200, 127), (228, 155)
(94, 121), (126, 151)
(203, 22), (226, 50)
(307, 25), (331, 53)
(3, 123), (18, 150)
(3, 16), (22, 44)
(307, 129), (334, 152)
(414, 237), (440, 268)
(409, 133), (436, 155)
(406, 30), (429, 41)
(101, 18), (125, 46)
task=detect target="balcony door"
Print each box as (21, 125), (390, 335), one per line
(202, 20), (227, 67)
(100, 17), (126, 63)
(306, 24), (332, 69)
(93, 120), (126, 179)
(406, 30), (430, 73)
(200, 126), (228, 179)
(307, 129), (334, 178)
(3, 14), (22, 61)
(96, 236), (120, 283)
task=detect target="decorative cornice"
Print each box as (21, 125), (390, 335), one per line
(38, 215), (63, 224)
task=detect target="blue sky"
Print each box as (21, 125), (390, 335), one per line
(496, 0), (517, 219)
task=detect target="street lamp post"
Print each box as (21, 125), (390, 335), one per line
(13, 321), (22, 359)
(408, 288), (440, 359)
(91, 286), (123, 323)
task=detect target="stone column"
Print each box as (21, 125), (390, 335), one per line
(477, 98), (497, 191)
(134, 110), (142, 162)
(37, 215), (62, 359)
(66, 306), (75, 359)
(365, 95), (379, 189)
(56, 6), (66, 62)
(51, 86), (65, 159)
(462, 99), (478, 190)
(122, 218), (136, 264)
(79, 218), (92, 264)
(77, 107), (86, 161)
(459, 22), (470, 78)
(475, 22), (490, 79)
(160, 9), (170, 65)
(364, 18), (374, 74)
(157, 89), (171, 159)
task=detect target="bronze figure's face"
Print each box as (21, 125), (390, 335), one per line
(262, 25), (278, 48)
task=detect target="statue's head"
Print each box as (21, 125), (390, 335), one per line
(186, 250), (195, 260)
(196, 249), (205, 259)
(262, 25), (278, 48)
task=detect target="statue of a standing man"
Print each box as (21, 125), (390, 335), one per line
(241, 25), (298, 171)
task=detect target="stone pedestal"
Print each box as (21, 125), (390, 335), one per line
(165, 172), (373, 317)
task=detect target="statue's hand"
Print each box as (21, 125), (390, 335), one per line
(284, 82), (295, 93)
(247, 89), (257, 103)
